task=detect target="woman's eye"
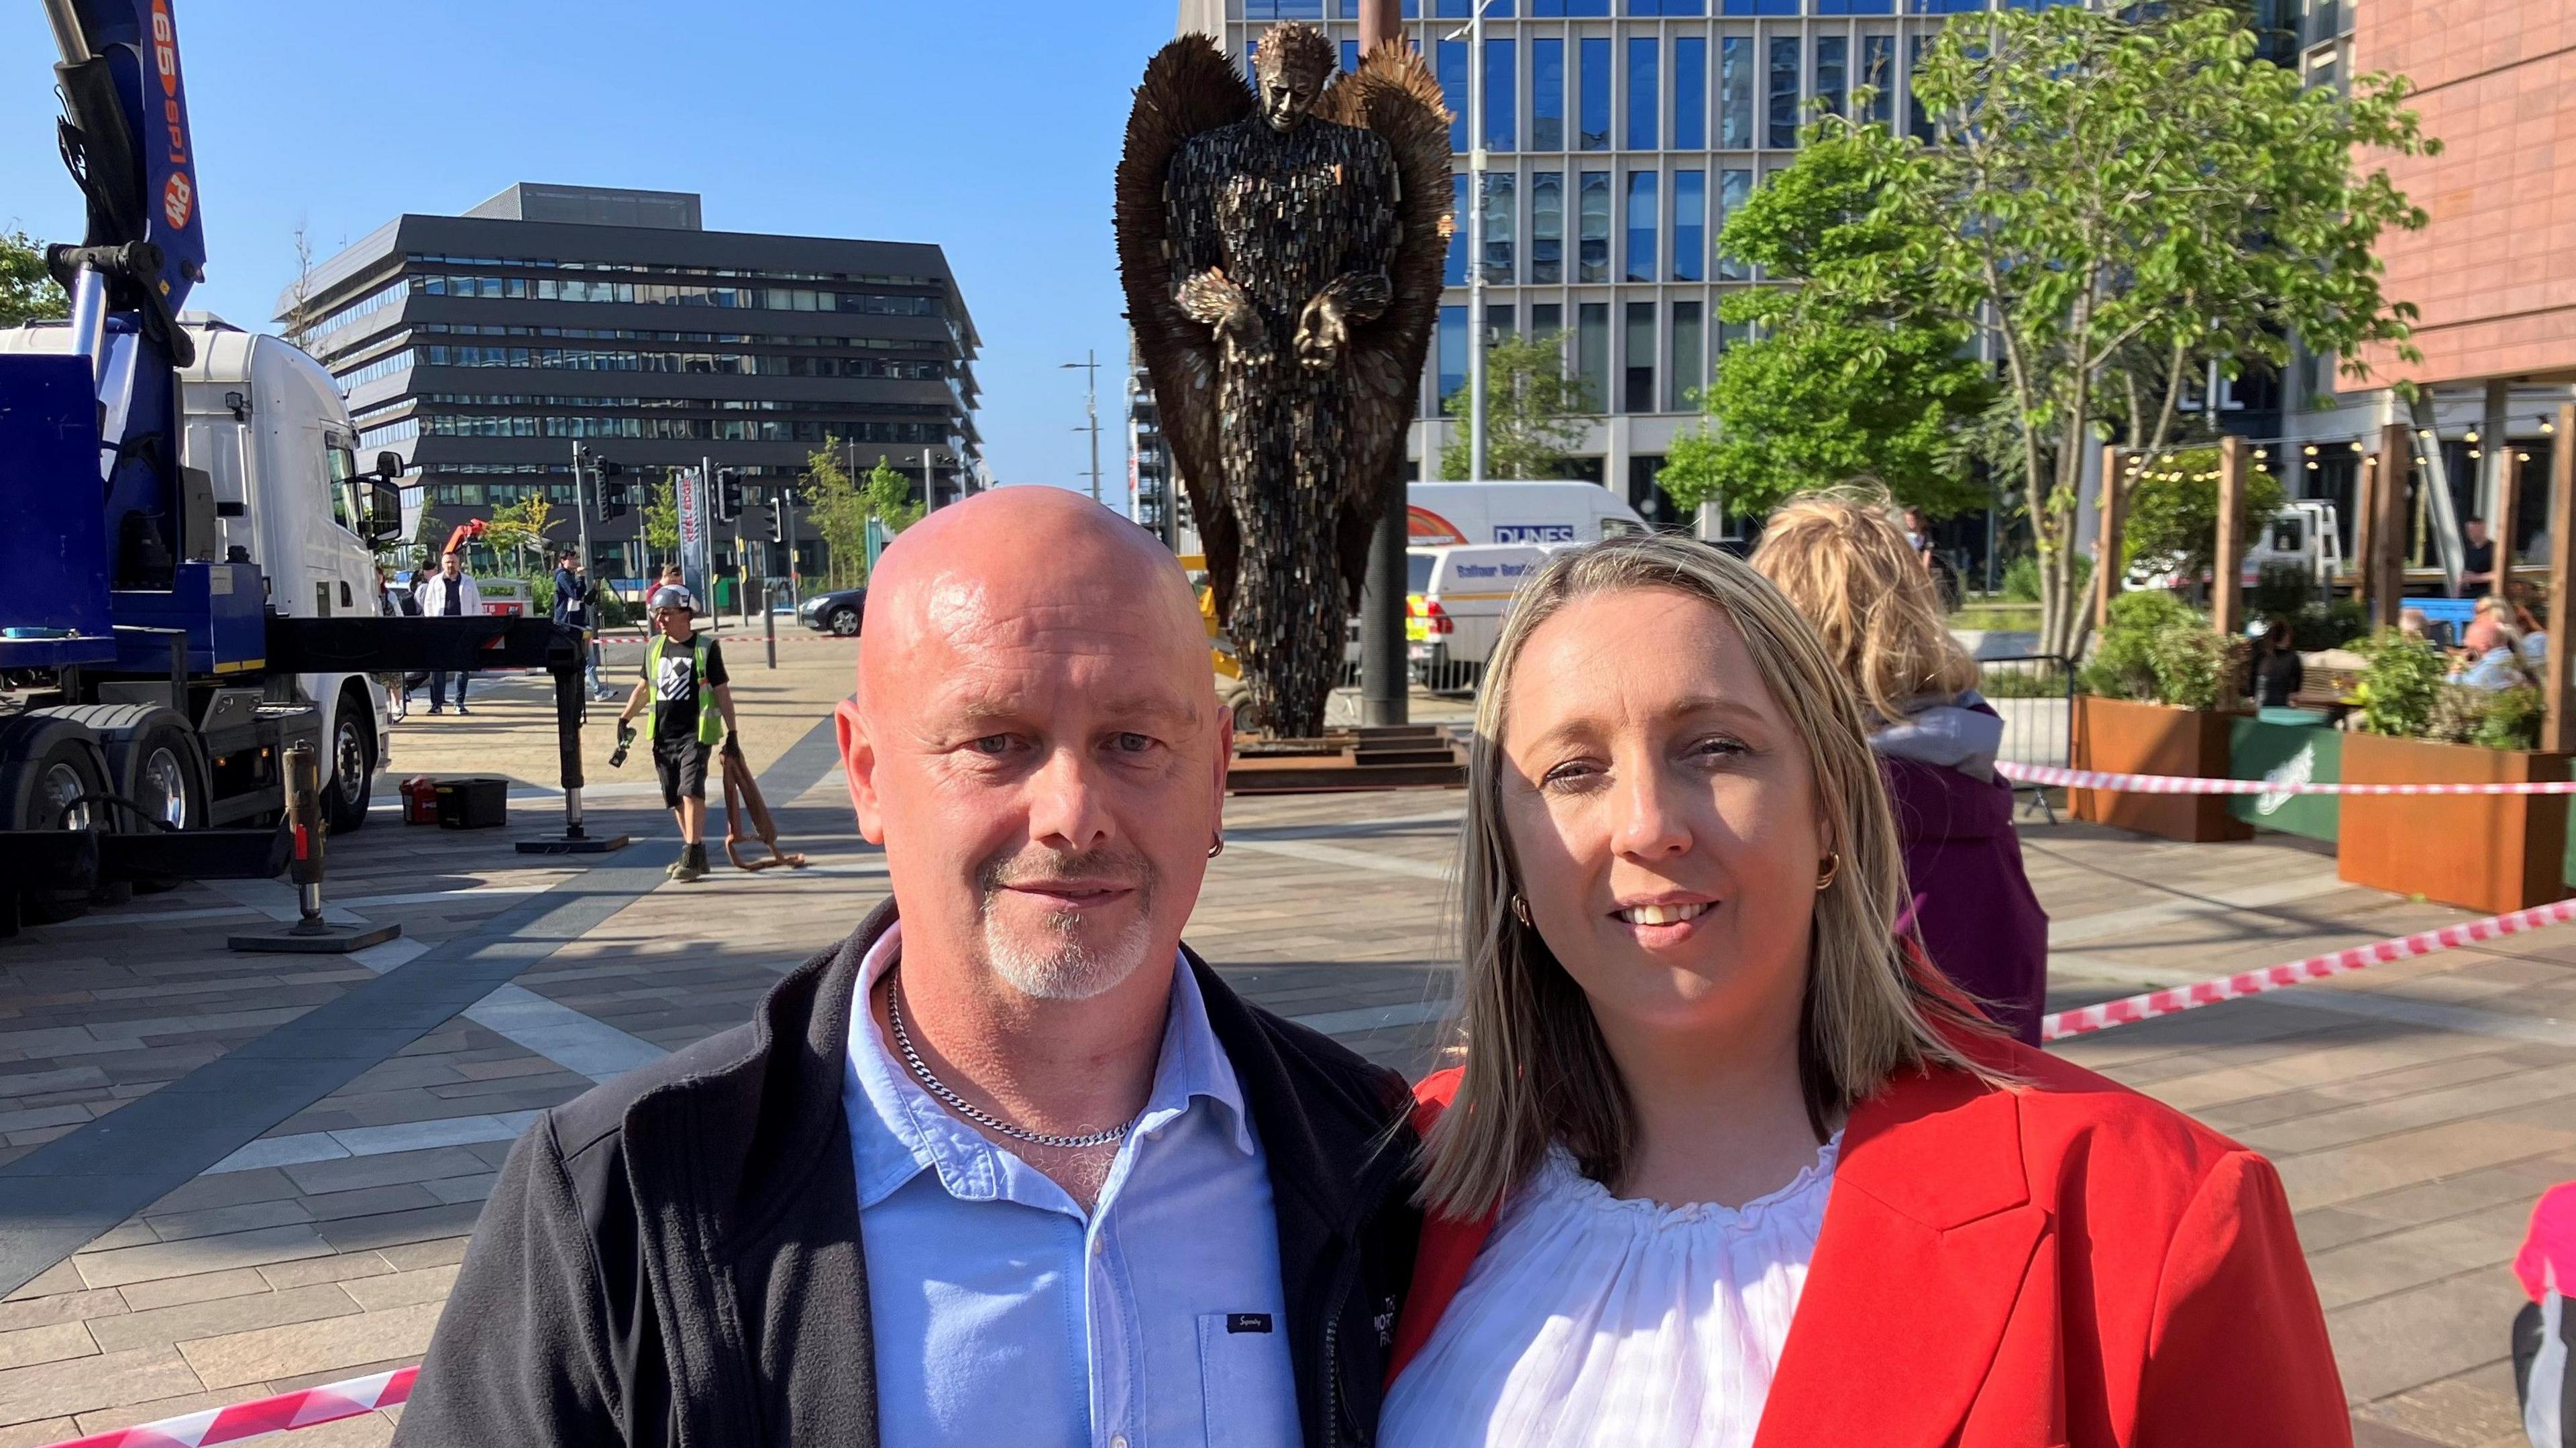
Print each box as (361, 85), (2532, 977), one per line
(1540, 760), (1602, 789)
(1690, 735), (1749, 761)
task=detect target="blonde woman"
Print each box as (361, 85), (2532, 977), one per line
(1750, 491), (2049, 1042)
(1379, 537), (2345, 1448)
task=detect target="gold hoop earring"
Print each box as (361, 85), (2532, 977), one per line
(1208, 835), (1225, 859)
(1815, 852), (1840, 891)
(1511, 894), (1532, 926)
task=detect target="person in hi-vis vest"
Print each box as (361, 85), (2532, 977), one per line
(614, 586), (739, 882)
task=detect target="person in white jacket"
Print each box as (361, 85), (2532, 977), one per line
(417, 550), (484, 714)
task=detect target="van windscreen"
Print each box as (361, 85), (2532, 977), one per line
(1409, 554), (1436, 592)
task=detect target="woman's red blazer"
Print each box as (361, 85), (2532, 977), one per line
(1391, 1036), (2351, 1447)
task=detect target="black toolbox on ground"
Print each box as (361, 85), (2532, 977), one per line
(433, 777), (509, 829)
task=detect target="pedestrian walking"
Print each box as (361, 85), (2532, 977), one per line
(613, 586), (737, 883)
(415, 549), (481, 715)
(2247, 618), (2306, 709)
(551, 549), (611, 700)
(1750, 489), (2051, 1043)
(2517, 1182), (2574, 1447)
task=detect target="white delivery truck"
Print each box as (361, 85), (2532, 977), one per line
(1406, 480), (1651, 548)
(1405, 543), (1556, 693)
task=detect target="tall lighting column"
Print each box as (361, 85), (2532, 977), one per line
(1357, 0), (1409, 727)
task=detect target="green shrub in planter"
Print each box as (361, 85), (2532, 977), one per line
(2353, 632), (2445, 738)
(2146, 624), (2237, 712)
(2473, 687), (2547, 752)
(2080, 590), (2204, 704)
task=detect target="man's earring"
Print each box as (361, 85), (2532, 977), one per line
(1511, 894), (1532, 926)
(1815, 852), (1841, 891)
(1208, 834), (1225, 859)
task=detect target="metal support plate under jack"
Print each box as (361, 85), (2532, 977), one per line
(227, 740), (401, 954)
(519, 657), (628, 856)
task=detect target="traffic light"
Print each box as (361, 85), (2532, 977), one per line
(764, 492), (786, 545)
(599, 461), (630, 520)
(714, 469), (743, 523)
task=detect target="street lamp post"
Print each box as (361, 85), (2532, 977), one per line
(1448, 0), (1497, 485)
(1063, 351), (1104, 503)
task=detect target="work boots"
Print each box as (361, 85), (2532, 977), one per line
(669, 842), (709, 883)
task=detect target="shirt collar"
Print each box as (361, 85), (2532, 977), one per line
(841, 921), (1255, 1212)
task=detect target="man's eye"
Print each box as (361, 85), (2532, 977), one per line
(971, 734), (1014, 755)
(1114, 732), (1152, 753)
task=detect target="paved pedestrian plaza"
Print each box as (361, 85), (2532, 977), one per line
(0, 666), (2567, 1445)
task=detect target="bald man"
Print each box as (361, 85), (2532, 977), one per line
(398, 489), (1424, 1448)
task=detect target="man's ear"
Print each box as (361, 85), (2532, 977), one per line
(1210, 701), (1233, 821)
(837, 697), (886, 844)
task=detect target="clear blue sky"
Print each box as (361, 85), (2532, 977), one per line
(0, 0), (1176, 492)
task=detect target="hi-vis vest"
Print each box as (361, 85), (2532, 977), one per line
(644, 634), (724, 745)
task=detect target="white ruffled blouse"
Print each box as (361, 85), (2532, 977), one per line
(1379, 1132), (1841, 1448)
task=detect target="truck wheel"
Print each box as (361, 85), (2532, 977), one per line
(0, 717), (111, 924)
(39, 705), (207, 895)
(323, 685), (376, 834)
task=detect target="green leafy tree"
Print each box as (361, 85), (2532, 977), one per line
(1438, 331), (1592, 481)
(799, 442), (870, 588)
(1659, 144), (1994, 521)
(2121, 447), (2287, 577)
(483, 492), (561, 579)
(0, 230), (66, 327)
(1770, 5), (2433, 657)
(643, 475), (680, 564)
(866, 456), (923, 532)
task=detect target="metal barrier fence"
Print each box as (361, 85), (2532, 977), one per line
(1975, 651), (2076, 822)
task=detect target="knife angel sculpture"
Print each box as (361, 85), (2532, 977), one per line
(1116, 21), (1450, 737)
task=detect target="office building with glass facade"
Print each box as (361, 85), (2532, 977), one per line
(1177, 0), (2079, 543)
(285, 184), (981, 584)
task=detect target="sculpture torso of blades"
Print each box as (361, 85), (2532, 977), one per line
(1116, 25), (1452, 739)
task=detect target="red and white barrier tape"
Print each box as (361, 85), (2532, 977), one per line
(41, 1365), (413, 1448)
(2000, 761), (2576, 797)
(2040, 897), (2576, 1042)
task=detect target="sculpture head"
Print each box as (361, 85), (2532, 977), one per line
(1254, 23), (1336, 131)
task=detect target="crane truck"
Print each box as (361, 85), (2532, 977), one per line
(0, 0), (590, 931)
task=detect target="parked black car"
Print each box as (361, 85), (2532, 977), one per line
(799, 587), (866, 636)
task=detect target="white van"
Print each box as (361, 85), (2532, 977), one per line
(1407, 480), (1650, 548)
(1407, 544), (1554, 692)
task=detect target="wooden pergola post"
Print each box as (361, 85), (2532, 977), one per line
(2213, 435), (2247, 638)
(2545, 404), (2576, 753)
(2375, 422), (2412, 631)
(2356, 453), (2381, 621)
(2094, 445), (2125, 643)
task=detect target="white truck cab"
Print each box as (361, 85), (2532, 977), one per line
(0, 315), (392, 829)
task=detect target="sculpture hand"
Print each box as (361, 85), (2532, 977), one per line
(1295, 293), (1350, 371)
(1179, 268), (1271, 366)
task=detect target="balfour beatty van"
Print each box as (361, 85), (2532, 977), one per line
(1407, 544), (1554, 693)
(1407, 480), (1650, 549)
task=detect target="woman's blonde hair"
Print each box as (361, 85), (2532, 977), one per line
(1418, 534), (2004, 1221)
(1750, 489), (1978, 724)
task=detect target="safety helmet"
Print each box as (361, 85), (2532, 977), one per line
(647, 585), (698, 614)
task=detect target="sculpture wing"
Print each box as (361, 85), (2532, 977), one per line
(1116, 36), (1254, 616)
(1322, 46), (1454, 608)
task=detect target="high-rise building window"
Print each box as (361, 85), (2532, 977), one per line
(1531, 0), (1611, 14)
(1484, 39), (1517, 151)
(1816, 36), (1847, 117)
(1532, 172), (1566, 283)
(1672, 169), (1706, 282)
(1909, 34), (1934, 140)
(1862, 35), (1895, 125)
(1625, 300), (1657, 412)
(1577, 302), (1611, 412)
(1626, 37), (1659, 150)
(1245, 0), (1326, 15)
(1449, 173), (1470, 284)
(1440, 304), (1468, 406)
(1723, 0), (1799, 13)
(1532, 302), (1564, 339)
(1533, 38), (1566, 150)
(1625, 171), (1658, 282)
(1673, 36), (1707, 150)
(1579, 38), (1612, 150)
(1719, 37), (1754, 148)
(1342, 39), (1359, 73)
(1670, 300), (1705, 412)
(1487, 303), (1516, 341)
(1440, 40), (1470, 151)
(1768, 35), (1801, 147)
(1717, 168), (1754, 279)
(1481, 172), (1517, 283)
(1578, 171), (1613, 282)
(1819, 0), (1897, 13)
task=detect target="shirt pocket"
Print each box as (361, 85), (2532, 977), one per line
(1197, 1311), (1300, 1448)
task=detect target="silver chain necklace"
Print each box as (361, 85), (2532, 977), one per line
(883, 966), (1134, 1150)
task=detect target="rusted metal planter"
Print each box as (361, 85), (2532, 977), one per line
(2070, 695), (2253, 843)
(2337, 732), (2570, 914)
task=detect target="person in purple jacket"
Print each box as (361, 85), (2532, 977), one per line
(1752, 490), (2051, 1043)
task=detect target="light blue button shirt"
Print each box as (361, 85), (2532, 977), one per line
(843, 922), (1301, 1448)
